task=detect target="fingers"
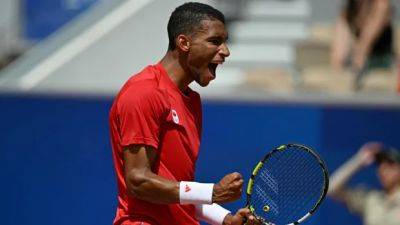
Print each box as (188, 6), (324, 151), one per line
(226, 172), (244, 186)
(229, 172), (244, 188)
(227, 172), (244, 199)
(237, 207), (250, 216)
(212, 172), (244, 203)
(358, 142), (384, 166)
(231, 172), (243, 180)
(243, 215), (258, 225)
(236, 208), (261, 225)
(360, 142), (383, 153)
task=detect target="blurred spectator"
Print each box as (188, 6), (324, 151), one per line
(328, 142), (400, 225)
(330, 0), (396, 89)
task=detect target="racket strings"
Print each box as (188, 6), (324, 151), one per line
(253, 172), (321, 223)
(254, 184), (279, 215)
(251, 147), (325, 225)
(276, 149), (323, 219)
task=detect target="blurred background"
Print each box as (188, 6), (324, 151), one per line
(0, 0), (399, 225)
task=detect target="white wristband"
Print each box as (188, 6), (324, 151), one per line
(179, 181), (214, 205)
(195, 203), (231, 225)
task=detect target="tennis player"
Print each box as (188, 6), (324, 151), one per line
(328, 142), (400, 225)
(109, 2), (260, 225)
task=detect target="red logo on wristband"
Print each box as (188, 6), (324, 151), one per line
(185, 184), (191, 192)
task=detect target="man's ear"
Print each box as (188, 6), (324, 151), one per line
(176, 34), (190, 52)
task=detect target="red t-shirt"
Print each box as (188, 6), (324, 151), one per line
(109, 63), (202, 225)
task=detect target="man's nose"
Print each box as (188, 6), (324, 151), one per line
(220, 43), (230, 58)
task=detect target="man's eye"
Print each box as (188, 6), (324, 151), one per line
(209, 39), (221, 45)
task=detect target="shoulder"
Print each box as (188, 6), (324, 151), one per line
(124, 65), (162, 89)
(367, 189), (385, 200)
(116, 66), (170, 111)
(121, 66), (168, 99)
(118, 85), (168, 113)
(348, 185), (371, 193)
(347, 186), (381, 200)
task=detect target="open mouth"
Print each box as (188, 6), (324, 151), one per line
(208, 63), (218, 78)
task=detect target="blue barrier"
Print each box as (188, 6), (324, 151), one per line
(1, 95), (399, 225)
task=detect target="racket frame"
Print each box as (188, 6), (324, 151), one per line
(245, 143), (329, 225)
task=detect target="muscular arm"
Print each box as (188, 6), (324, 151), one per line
(328, 143), (381, 202)
(123, 144), (243, 205)
(123, 144), (180, 204)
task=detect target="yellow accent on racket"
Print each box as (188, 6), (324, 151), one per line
(246, 179), (254, 194)
(252, 162), (264, 176)
(277, 145), (286, 150)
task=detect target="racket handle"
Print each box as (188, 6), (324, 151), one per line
(242, 217), (247, 225)
(243, 215), (271, 225)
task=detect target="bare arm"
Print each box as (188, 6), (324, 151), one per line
(328, 152), (365, 201)
(328, 142), (381, 202)
(331, 12), (352, 70)
(123, 144), (244, 204)
(352, 0), (391, 70)
(124, 145), (179, 204)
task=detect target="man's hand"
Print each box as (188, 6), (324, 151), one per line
(223, 208), (263, 225)
(212, 172), (243, 203)
(356, 142), (383, 167)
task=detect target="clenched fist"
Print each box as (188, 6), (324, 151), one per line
(212, 172), (243, 203)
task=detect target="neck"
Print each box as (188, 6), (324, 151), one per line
(160, 51), (193, 92)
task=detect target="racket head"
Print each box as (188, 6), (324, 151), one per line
(245, 143), (329, 225)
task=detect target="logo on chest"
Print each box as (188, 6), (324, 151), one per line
(171, 109), (180, 124)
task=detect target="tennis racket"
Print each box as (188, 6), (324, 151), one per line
(244, 143), (329, 225)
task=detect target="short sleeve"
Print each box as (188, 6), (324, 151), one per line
(341, 186), (370, 216)
(117, 88), (167, 149)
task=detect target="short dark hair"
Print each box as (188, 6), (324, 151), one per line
(376, 147), (400, 165)
(167, 2), (225, 50)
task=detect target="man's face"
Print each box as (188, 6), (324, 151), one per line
(377, 161), (400, 191)
(186, 19), (230, 87)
